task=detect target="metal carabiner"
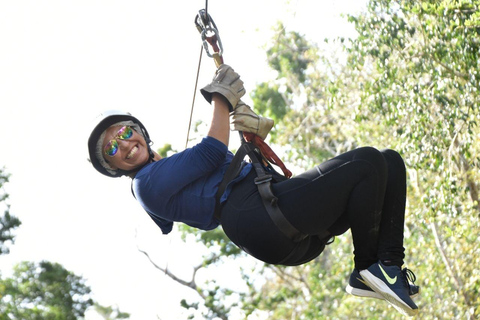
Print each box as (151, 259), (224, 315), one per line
(194, 9), (224, 66)
(194, 9), (210, 33)
(200, 26), (223, 58)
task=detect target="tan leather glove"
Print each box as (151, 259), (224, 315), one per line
(200, 64), (245, 110)
(230, 100), (274, 140)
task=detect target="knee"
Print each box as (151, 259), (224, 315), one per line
(381, 149), (406, 170)
(353, 147), (388, 176)
(355, 147), (385, 164)
(381, 149), (406, 179)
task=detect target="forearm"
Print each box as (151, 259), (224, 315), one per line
(207, 93), (230, 146)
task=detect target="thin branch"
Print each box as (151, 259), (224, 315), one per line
(137, 246), (197, 291)
(430, 221), (474, 320)
(271, 265), (311, 294)
(136, 243), (230, 320)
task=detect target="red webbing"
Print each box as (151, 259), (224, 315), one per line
(206, 35), (224, 65)
(243, 132), (292, 178)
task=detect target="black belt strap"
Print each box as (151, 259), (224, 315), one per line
(250, 161), (307, 243)
(214, 143), (250, 220)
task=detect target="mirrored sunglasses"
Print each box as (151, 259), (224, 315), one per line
(104, 126), (134, 157)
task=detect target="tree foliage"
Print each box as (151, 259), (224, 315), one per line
(0, 261), (93, 320)
(0, 259), (132, 320)
(245, 0), (480, 318)
(93, 303), (130, 320)
(0, 168), (21, 256)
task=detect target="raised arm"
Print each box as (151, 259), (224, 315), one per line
(208, 93), (231, 146)
(200, 64), (245, 146)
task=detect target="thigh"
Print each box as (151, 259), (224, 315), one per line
(272, 147), (384, 235)
(220, 170), (298, 264)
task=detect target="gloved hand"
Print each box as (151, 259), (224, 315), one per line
(200, 64), (245, 111)
(230, 100), (274, 140)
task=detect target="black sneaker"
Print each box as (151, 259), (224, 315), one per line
(346, 269), (420, 300)
(360, 261), (419, 316)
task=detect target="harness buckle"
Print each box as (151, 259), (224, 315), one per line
(254, 174), (272, 185)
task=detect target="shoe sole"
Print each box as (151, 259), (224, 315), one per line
(346, 284), (383, 299)
(346, 284), (419, 300)
(360, 270), (419, 317)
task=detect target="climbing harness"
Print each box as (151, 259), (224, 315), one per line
(214, 141), (308, 242)
(192, 7), (310, 244)
(214, 140), (333, 265)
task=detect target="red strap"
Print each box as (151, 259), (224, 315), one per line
(243, 132), (292, 178)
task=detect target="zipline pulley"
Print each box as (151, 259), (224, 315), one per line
(194, 9), (224, 67)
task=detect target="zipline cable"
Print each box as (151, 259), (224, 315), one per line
(185, 46), (204, 149)
(185, 0), (210, 149)
(204, 0), (208, 19)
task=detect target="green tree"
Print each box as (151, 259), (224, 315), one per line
(0, 261), (93, 320)
(0, 260), (132, 320)
(0, 168), (21, 255)
(243, 0), (480, 319)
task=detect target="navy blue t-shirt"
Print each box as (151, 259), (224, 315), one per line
(132, 136), (251, 234)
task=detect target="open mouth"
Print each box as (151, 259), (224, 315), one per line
(126, 145), (139, 159)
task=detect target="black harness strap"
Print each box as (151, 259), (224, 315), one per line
(215, 142), (308, 243)
(214, 143), (250, 211)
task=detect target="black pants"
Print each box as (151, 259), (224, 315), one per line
(220, 147), (406, 269)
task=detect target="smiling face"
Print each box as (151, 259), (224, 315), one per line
(102, 125), (150, 172)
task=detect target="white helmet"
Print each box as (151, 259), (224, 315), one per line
(87, 110), (153, 177)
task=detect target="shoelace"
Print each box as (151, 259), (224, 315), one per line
(402, 268), (417, 286)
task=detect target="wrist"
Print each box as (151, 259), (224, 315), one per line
(212, 93), (232, 112)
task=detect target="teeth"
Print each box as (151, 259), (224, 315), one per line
(126, 146), (138, 159)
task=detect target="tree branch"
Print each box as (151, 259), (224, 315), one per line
(136, 243), (229, 320)
(136, 246), (197, 291)
(271, 265), (312, 295)
(430, 221), (474, 320)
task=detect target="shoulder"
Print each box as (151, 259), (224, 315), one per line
(194, 136), (228, 155)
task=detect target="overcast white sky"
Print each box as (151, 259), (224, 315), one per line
(0, 1), (366, 319)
